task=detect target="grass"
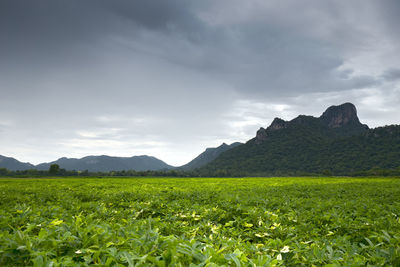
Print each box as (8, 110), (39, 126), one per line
(0, 177), (400, 266)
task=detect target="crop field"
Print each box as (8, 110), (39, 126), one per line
(0, 177), (400, 266)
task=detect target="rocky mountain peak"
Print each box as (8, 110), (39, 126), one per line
(319, 102), (360, 128)
(255, 103), (368, 144)
(255, 118), (288, 144)
(267, 118), (287, 131)
(255, 127), (267, 144)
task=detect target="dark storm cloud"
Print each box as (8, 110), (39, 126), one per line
(1, 0), (396, 96)
(103, 0), (204, 33)
(0, 1), (208, 84)
(0, 0), (204, 49)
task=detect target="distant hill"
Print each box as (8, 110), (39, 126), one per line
(0, 154), (173, 172)
(180, 142), (242, 170)
(35, 155), (172, 172)
(200, 103), (400, 176)
(0, 155), (34, 171)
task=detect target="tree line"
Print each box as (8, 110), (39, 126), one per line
(0, 163), (400, 178)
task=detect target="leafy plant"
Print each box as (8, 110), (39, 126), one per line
(0, 177), (399, 265)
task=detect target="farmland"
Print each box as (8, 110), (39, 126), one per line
(1, 177), (400, 266)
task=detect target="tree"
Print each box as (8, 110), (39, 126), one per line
(0, 168), (8, 176)
(49, 164), (60, 175)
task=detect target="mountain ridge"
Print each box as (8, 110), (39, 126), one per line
(255, 103), (368, 144)
(200, 103), (400, 176)
(0, 155), (173, 172)
(36, 155), (173, 172)
(0, 155), (35, 171)
(0, 141), (243, 172)
(179, 142), (242, 170)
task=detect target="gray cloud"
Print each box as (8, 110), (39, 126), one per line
(382, 68), (400, 81)
(0, 1), (399, 165)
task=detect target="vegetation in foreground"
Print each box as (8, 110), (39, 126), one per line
(0, 177), (400, 266)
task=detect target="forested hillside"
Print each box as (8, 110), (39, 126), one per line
(200, 103), (400, 176)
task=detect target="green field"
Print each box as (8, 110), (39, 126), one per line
(1, 177), (400, 266)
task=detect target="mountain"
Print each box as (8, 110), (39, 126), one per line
(0, 155), (35, 171)
(200, 103), (400, 176)
(255, 103), (368, 144)
(180, 142), (242, 170)
(35, 155), (172, 172)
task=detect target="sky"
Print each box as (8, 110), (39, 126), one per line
(1, 0), (400, 166)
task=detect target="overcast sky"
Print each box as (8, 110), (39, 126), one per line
(1, 0), (400, 166)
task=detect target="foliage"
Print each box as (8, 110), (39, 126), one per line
(200, 125), (400, 176)
(49, 164), (60, 175)
(0, 168), (189, 178)
(1, 177), (400, 266)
